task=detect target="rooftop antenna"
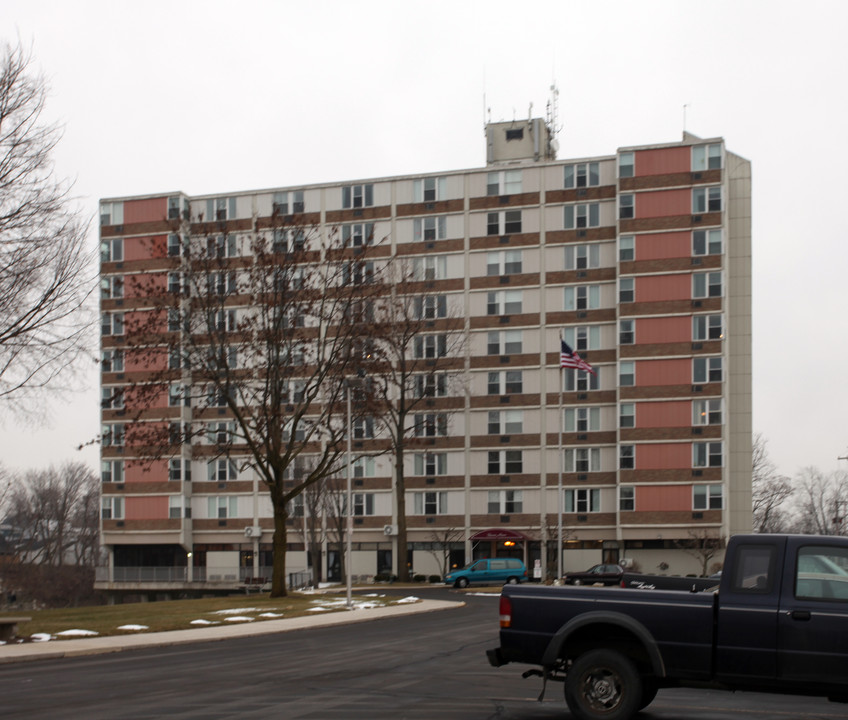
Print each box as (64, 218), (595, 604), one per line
(683, 103), (690, 133)
(547, 83), (561, 157)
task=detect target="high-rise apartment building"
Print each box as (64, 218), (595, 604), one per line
(97, 119), (751, 594)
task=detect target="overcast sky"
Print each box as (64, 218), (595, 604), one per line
(2, 0), (847, 480)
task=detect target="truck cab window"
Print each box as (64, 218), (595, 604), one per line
(731, 545), (774, 593)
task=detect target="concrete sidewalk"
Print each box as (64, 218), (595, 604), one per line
(0, 598), (462, 665)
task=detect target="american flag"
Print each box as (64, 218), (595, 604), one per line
(560, 340), (596, 375)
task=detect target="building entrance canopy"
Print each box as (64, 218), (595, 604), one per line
(470, 529), (529, 542)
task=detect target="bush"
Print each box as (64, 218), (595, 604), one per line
(428, 575), (442, 584)
(412, 574), (426, 583)
(373, 573), (397, 583)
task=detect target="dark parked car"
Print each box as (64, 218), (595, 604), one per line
(563, 563), (624, 586)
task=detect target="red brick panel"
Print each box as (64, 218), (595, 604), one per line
(635, 189), (690, 218)
(125, 235), (167, 261)
(635, 231), (691, 261)
(124, 271), (166, 298)
(635, 316), (690, 344)
(635, 273), (690, 303)
(124, 197), (168, 225)
(637, 442), (691, 470)
(635, 358), (692, 386)
(635, 147), (690, 176)
(125, 459), (168, 484)
(637, 400), (690, 428)
(635, 484), (691, 511)
(126, 495), (169, 520)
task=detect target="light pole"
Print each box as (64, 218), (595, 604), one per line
(346, 380), (353, 609)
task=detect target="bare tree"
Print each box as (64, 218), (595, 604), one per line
(369, 261), (466, 581)
(792, 467), (848, 535)
(674, 529), (724, 576)
(123, 215), (382, 597)
(0, 43), (93, 410)
(426, 526), (464, 578)
(752, 433), (793, 533)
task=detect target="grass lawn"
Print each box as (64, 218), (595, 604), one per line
(1, 591), (410, 640)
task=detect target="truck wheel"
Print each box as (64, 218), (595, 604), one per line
(573, 578), (582, 586)
(638, 678), (659, 711)
(455, 577), (469, 589)
(564, 649), (642, 720)
(505, 576), (519, 585)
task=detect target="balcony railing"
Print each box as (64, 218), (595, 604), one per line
(95, 566), (278, 584)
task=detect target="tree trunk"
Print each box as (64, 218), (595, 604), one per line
(395, 439), (409, 582)
(271, 501), (289, 597)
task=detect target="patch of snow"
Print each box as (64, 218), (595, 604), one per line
(213, 607), (261, 615)
(354, 602), (379, 609)
(257, 612), (284, 618)
(57, 629), (99, 637)
(393, 596), (419, 604)
(117, 624), (149, 631)
(307, 607), (329, 612)
(223, 616), (254, 623)
(190, 619), (221, 625)
(466, 592), (500, 597)
(30, 633), (53, 642)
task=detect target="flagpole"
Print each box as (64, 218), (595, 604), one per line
(557, 333), (564, 582)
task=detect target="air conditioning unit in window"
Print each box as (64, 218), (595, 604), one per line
(244, 526), (262, 538)
(383, 524), (398, 537)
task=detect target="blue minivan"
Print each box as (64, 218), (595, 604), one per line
(444, 558), (527, 588)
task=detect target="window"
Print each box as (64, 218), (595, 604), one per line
(693, 229), (722, 256)
(208, 496), (238, 519)
(795, 546), (848, 600)
(100, 201), (124, 226)
(207, 271), (236, 296)
(168, 384), (187, 407)
(488, 490), (523, 514)
(620, 445), (635, 469)
(487, 370), (523, 395)
(487, 330), (522, 355)
(693, 314), (723, 341)
(564, 203), (600, 229)
(620, 486), (635, 511)
(288, 494), (304, 518)
(693, 399), (722, 425)
(414, 373), (447, 398)
(692, 144), (722, 171)
(167, 233), (185, 257)
(101, 459), (123, 484)
(488, 410), (524, 435)
(415, 295), (447, 320)
(342, 223), (374, 247)
(100, 237), (123, 263)
(101, 349), (124, 373)
(207, 197), (236, 222)
(487, 169), (522, 196)
(169, 349), (182, 370)
(693, 356), (723, 383)
(487, 210), (522, 235)
(101, 423), (124, 447)
(487, 290), (523, 315)
(487, 249), (523, 276)
(101, 496), (124, 520)
(618, 152), (634, 178)
(413, 255), (447, 281)
(563, 325), (600, 351)
(564, 367), (600, 391)
(207, 421), (235, 445)
(414, 176), (446, 202)
(169, 459), (191, 482)
(414, 452), (447, 476)
(272, 190), (305, 214)
(693, 187), (722, 213)
(565, 488), (601, 513)
(620, 319), (634, 344)
(564, 285), (600, 311)
(352, 457), (376, 478)
(619, 194), (634, 219)
(413, 216), (447, 242)
(564, 162), (600, 188)
(619, 235), (635, 262)
(564, 447), (601, 472)
(619, 361), (635, 387)
(205, 234), (237, 258)
(413, 413), (448, 437)
(565, 407), (600, 432)
(413, 491), (447, 515)
(488, 450), (523, 474)
(414, 334), (447, 359)
(272, 228), (306, 254)
(100, 313), (124, 335)
(693, 272), (722, 298)
(168, 196), (187, 220)
(100, 276), (123, 299)
(619, 278), (634, 303)
(353, 417), (375, 439)
(167, 308), (181, 333)
(207, 459), (238, 482)
(169, 496), (183, 519)
(351, 493), (375, 517)
(620, 403), (635, 428)
(565, 244), (600, 270)
(342, 260), (374, 286)
(342, 183), (374, 209)
(693, 483), (723, 509)
(168, 272), (182, 294)
(101, 388), (124, 412)
(693, 442), (723, 468)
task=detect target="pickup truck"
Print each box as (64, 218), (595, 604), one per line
(487, 534), (848, 720)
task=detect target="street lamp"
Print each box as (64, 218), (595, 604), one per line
(346, 380), (353, 609)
